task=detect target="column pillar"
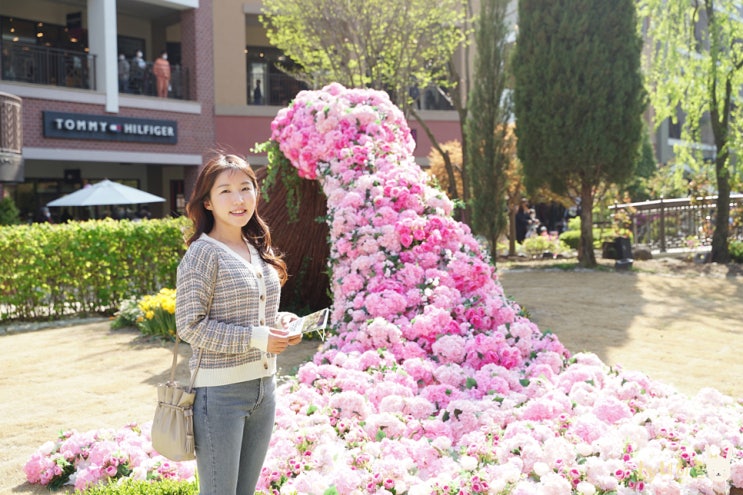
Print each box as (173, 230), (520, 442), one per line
(88, 0), (119, 112)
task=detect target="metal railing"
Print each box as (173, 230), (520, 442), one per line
(1, 43), (96, 90)
(1, 43), (191, 100)
(123, 62), (190, 100)
(610, 194), (743, 252)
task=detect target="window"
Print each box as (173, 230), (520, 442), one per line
(246, 46), (308, 106)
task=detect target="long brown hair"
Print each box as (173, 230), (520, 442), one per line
(184, 153), (288, 284)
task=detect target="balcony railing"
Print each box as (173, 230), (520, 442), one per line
(1, 42), (190, 100)
(1, 43), (96, 90)
(124, 62), (190, 100)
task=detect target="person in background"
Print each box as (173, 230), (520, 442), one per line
(253, 79), (263, 105)
(131, 50), (146, 94)
(136, 205), (152, 220)
(515, 200), (531, 244)
(35, 206), (53, 223)
(117, 54), (130, 93)
(175, 153), (301, 495)
(153, 50), (171, 98)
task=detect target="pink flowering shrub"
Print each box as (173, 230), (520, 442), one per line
(24, 423), (195, 491)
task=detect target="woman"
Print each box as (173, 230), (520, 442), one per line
(176, 153), (300, 495)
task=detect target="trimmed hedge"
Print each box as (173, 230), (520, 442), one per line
(731, 240), (743, 263)
(0, 217), (189, 322)
(82, 479), (198, 495)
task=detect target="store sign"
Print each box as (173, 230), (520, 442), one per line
(43, 111), (178, 144)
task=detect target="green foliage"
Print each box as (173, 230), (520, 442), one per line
(254, 139), (303, 223)
(638, 0), (743, 262)
(259, 0), (468, 106)
(513, 0), (646, 266)
(465, 0), (512, 254)
(513, 0), (646, 195)
(111, 297), (142, 329)
(559, 217), (631, 250)
(730, 241), (743, 264)
(0, 217), (188, 322)
(0, 196), (20, 225)
(81, 478), (198, 495)
(521, 235), (570, 258)
(622, 125), (658, 202)
(558, 229), (581, 250)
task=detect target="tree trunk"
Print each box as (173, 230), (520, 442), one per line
(409, 107), (461, 216)
(710, 155), (731, 263)
(508, 205), (517, 257)
(578, 181), (597, 268)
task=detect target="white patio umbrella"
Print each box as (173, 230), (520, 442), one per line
(47, 180), (165, 207)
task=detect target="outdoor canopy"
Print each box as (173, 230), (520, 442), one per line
(46, 179), (166, 207)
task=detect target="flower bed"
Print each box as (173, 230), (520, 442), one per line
(23, 424), (195, 491)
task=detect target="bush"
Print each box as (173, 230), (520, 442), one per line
(111, 297), (142, 329)
(522, 234), (570, 258)
(559, 229), (580, 250)
(82, 479), (198, 495)
(0, 217), (189, 321)
(730, 240), (743, 263)
(0, 196), (20, 225)
(558, 217), (632, 250)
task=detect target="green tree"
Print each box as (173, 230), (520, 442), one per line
(0, 196), (20, 226)
(260, 0), (466, 109)
(512, 0), (647, 267)
(622, 125), (658, 202)
(260, 0), (471, 212)
(637, 0), (743, 263)
(465, 0), (512, 257)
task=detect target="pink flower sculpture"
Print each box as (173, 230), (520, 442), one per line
(261, 84), (743, 494)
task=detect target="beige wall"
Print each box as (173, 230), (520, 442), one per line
(117, 14), (153, 58)
(212, 0), (248, 106)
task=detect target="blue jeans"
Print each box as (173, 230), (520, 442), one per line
(193, 376), (276, 495)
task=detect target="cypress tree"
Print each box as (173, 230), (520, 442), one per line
(513, 0), (646, 267)
(465, 0), (512, 259)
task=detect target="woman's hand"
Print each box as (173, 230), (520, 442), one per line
(267, 329), (290, 354)
(277, 312), (299, 329)
(277, 312), (302, 346)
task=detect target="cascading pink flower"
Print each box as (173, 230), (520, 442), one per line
(258, 83), (743, 494)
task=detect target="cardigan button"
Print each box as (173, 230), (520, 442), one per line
(260, 319), (265, 325)
(260, 294), (265, 301)
(257, 273), (263, 279)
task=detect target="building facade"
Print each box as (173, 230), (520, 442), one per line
(210, 0), (464, 169)
(0, 0), (214, 221)
(0, 0), (467, 222)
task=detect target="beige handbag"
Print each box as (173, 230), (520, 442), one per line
(151, 337), (202, 462)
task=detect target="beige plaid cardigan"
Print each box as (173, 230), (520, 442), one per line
(175, 234), (282, 387)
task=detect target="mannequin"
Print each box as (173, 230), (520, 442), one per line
(153, 50), (171, 98)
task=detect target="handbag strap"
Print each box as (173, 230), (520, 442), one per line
(168, 335), (203, 392)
